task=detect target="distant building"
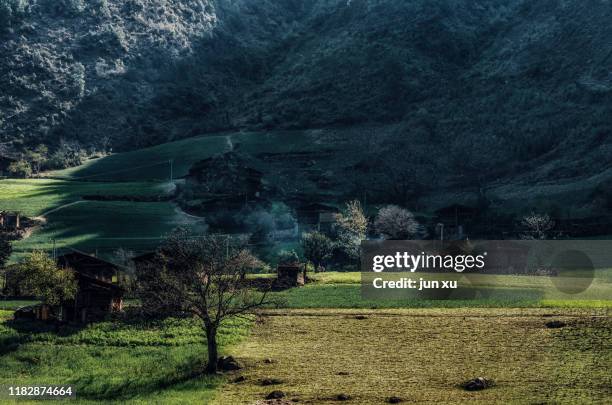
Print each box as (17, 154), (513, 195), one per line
(0, 211), (21, 231)
(434, 204), (479, 240)
(295, 202), (338, 233)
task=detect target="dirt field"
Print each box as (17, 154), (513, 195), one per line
(213, 308), (611, 404)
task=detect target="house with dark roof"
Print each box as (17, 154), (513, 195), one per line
(56, 252), (124, 323)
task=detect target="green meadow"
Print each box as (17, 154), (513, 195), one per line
(0, 310), (251, 404)
(268, 271), (612, 309)
(10, 200), (205, 261)
(0, 179), (173, 217)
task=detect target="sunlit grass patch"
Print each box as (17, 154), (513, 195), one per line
(0, 314), (252, 404)
(213, 308), (612, 404)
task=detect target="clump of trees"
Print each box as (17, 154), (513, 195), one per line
(0, 0), (30, 32)
(6, 141), (87, 178)
(277, 249), (299, 265)
(46, 140), (86, 170)
(374, 205), (419, 240)
(137, 229), (271, 373)
(246, 203), (297, 243)
(301, 231), (333, 272)
(520, 213), (556, 240)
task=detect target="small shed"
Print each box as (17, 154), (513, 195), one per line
(0, 211), (21, 230)
(275, 264), (305, 289)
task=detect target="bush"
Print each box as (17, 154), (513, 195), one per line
(278, 250), (299, 265)
(47, 140), (85, 169)
(8, 159), (32, 178)
(374, 205), (420, 240)
(0, 236), (11, 269)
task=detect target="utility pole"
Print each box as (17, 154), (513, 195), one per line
(169, 159), (174, 182)
(52, 239), (57, 260)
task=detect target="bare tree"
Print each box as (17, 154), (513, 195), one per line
(520, 213), (555, 240)
(137, 229), (271, 373)
(374, 205), (420, 240)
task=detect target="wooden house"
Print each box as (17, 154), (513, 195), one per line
(295, 202), (338, 233)
(56, 252), (124, 323)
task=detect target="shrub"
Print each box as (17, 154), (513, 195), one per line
(334, 200), (367, 260)
(301, 231), (333, 272)
(8, 159), (32, 178)
(278, 249), (299, 265)
(374, 205), (419, 240)
(519, 213), (555, 240)
(17, 251), (77, 306)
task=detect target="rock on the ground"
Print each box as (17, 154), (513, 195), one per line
(387, 396), (403, 403)
(461, 377), (494, 391)
(336, 393), (351, 400)
(217, 356), (243, 371)
(266, 390), (286, 400)
(261, 378), (283, 386)
(545, 320), (567, 328)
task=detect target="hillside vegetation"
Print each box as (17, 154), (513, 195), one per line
(2, 1), (610, 172)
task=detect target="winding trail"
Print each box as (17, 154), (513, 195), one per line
(38, 200), (85, 218)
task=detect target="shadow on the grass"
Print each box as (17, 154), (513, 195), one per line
(0, 318), (86, 356)
(73, 355), (219, 401)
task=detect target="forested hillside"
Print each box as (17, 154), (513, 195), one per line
(1, 0), (611, 181)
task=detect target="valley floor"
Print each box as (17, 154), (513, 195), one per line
(212, 308), (611, 404)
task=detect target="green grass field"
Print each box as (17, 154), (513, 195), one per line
(0, 179), (173, 217)
(10, 200), (206, 261)
(267, 272), (612, 309)
(1, 270), (610, 404)
(0, 310), (251, 404)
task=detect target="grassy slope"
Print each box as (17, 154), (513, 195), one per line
(49, 131), (317, 182)
(1, 129), (333, 260)
(10, 200), (206, 261)
(0, 180), (173, 217)
(213, 308), (612, 404)
(0, 179), (203, 262)
(0, 310), (251, 404)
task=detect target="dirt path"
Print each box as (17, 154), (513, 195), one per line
(38, 200), (85, 218)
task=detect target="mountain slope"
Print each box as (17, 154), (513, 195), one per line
(1, 0), (611, 186)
